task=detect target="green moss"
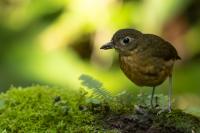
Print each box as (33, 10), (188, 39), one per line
(155, 109), (200, 133)
(0, 85), (199, 133)
(0, 85), (102, 132)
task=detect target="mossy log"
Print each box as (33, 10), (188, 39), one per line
(0, 86), (199, 133)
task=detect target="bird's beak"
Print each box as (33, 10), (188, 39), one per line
(100, 42), (114, 50)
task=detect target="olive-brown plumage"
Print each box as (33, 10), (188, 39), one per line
(100, 28), (180, 111)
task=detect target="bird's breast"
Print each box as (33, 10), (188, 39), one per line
(119, 51), (174, 87)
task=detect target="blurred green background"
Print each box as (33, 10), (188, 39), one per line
(0, 0), (200, 115)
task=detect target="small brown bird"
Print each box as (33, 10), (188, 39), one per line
(100, 29), (181, 112)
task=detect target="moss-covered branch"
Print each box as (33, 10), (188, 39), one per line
(0, 86), (199, 133)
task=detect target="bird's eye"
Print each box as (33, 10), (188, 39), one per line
(122, 36), (131, 45)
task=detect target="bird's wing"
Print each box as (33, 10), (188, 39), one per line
(143, 34), (181, 61)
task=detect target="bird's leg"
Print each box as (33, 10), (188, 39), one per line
(151, 86), (156, 108)
(168, 75), (172, 112)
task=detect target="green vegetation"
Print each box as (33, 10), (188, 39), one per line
(0, 85), (101, 132)
(0, 75), (199, 132)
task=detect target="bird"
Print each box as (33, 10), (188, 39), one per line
(100, 28), (181, 112)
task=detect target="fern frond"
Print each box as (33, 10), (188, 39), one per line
(79, 74), (112, 100)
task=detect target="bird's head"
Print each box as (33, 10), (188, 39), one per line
(100, 29), (143, 54)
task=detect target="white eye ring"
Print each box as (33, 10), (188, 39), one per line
(121, 36), (132, 45)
